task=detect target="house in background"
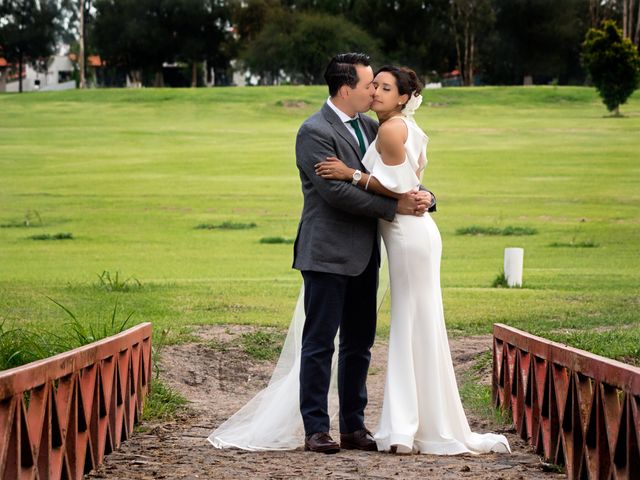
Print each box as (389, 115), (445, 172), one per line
(86, 55), (104, 86)
(68, 54), (108, 87)
(0, 57), (7, 91)
(1, 55), (76, 92)
(441, 69), (463, 87)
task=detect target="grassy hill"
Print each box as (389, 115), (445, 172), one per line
(1, 86), (638, 365)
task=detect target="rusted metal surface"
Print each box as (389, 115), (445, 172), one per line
(0, 323), (152, 480)
(493, 323), (640, 479)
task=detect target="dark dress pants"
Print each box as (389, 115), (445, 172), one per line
(299, 252), (378, 435)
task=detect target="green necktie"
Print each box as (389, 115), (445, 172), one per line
(347, 119), (366, 156)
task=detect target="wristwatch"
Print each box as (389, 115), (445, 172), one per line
(352, 169), (362, 185)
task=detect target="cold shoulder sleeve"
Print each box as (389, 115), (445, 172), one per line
(370, 157), (420, 194)
(362, 116), (427, 194)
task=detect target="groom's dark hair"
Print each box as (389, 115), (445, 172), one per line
(324, 53), (371, 97)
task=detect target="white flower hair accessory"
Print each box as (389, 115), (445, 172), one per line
(403, 92), (423, 117)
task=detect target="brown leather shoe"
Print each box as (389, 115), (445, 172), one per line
(340, 428), (378, 451)
(304, 432), (340, 454)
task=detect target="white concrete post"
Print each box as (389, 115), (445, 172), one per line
(504, 248), (524, 287)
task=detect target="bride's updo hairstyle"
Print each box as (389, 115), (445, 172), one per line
(375, 66), (423, 109)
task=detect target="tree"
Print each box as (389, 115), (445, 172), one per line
(62, 0), (105, 87)
(173, 0), (232, 87)
(93, 0), (180, 87)
(236, 4), (292, 83)
(449, 0), (494, 86)
(586, 0), (640, 47)
(0, 0), (62, 92)
(289, 12), (380, 84)
(621, 0), (640, 45)
(586, 0), (622, 29)
(72, 0), (93, 88)
(486, 0), (588, 85)
(92, 0), (145, 86)
(242, 9), (379, 84)
(290, 0), (455, 79)
(93, 0), (233, 87)
(239, 0), (455, 80)
(231, 0), (279, 43)
(347, 0), (454, 77)
(582, 20), (640, 115)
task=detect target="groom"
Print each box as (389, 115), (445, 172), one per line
(293, 53), (436, 454)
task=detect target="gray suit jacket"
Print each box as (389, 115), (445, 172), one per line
(292, 103), (397, 276)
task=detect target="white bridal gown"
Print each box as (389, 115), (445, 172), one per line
(364, 115), (510, 454)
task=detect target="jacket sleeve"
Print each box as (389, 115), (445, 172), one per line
(417, 184), (437, 212)
(296, 124), (397, 222)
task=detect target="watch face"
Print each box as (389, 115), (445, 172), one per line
(354, 170), (362, 181)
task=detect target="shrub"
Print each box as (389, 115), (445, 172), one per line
(195, 221), (256, 230)
(29, 232), (73, 240)
(582, 20), (640, 116)
(259, 236), (294, 244)
(456, 226), (537, 236)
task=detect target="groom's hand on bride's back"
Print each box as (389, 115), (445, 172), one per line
(416, 190), (435, 211)
(397, 191), (431, 216)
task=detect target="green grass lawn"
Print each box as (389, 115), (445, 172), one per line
(1, 86), (639, 367)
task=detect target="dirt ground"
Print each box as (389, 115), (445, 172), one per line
(87, 326), (564, 480)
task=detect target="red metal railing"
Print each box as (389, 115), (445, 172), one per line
(0, 323), (152, 480)
(493, 323), (640, 479)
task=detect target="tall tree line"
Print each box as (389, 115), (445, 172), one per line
(235, 0), (616, 86)
(1, 0), (639, 88)
(90, 0), (233, 87)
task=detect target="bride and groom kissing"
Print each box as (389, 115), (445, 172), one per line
(209, 53), (510, 456)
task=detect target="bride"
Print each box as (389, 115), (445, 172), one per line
(209, 61), (510, 456)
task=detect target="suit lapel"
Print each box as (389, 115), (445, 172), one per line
(322, 103), (363, 161)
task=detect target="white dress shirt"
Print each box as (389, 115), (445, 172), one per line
(326, 97), (370, 150)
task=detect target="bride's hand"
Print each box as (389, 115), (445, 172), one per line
(315, 157), (354, 181)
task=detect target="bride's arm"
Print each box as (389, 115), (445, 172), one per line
(375, 121), (436, 210)
(315, 157), (403, 199)
(315, 119), (409, 199)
